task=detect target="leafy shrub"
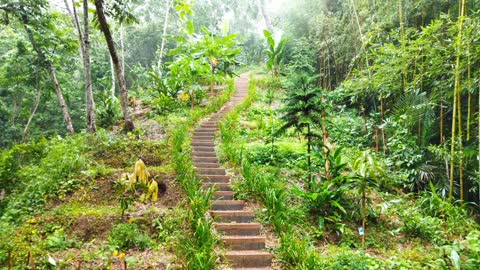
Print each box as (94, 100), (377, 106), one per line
(246, 141), (306, 168)
(45, 228), (74, 252)
(298, 176), (350, 235)
(401, 211), (444, 244)
(96, 93), (122, 128)
(150, 94), (183, 116)
(108, 223), (152, 251)
(417, 183), (477, 236)
(328, 251), (375, 270)
(278, 233), (323, 269)
(1, 135), (88, 223)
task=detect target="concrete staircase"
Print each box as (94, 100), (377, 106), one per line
(191, 75), (273, 269)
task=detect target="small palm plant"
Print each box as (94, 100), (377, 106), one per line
(350, 150), (385, 249)
(278, 73), (324, 185)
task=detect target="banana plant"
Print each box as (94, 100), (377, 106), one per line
(263, 30), (288, 77)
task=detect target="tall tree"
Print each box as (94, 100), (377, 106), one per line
(94, 0), (134, 131)
(0, 1), (75, 134)
(157, 0), (173, 71)
(64, 0), (96, 133)
(279, 73), (324, 185)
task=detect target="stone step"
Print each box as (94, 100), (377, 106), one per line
(197, 168), (226, 176)
(213, 191), (235, 200)
(210, 210), (255, 223)
(191, 140), (215, 146)
(203, 182), (231, 191)
(192, 146), (216, 152)
(200, 175), (230, 183)
(200, 124), (218, 128)
(196, 128), (218, 132)
(214, 223), (261, 236)
(211, 200), (245, 211)
(193, 157), (219, 163)
(192, 134), (216, 139)
(225, 250), (273, 268)
(192, 151), (216, 157)
(222, 236), (266, 250)
(194, 162), (221, 168)
(237, 268), (272, 270)
(194, 130), (216, 135)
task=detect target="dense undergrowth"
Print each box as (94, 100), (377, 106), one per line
(218, 75), (480, 269)
(0, 77), (235, 269)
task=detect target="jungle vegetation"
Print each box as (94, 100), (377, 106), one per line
(0, 0), (479, 269)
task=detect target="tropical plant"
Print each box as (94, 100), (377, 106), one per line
(117, 159), (159, 219)
(350, 150), (385, 249)
(108, 223), (152, 251)
(278, 73), (324, 185)
(263, 29), (288, 77)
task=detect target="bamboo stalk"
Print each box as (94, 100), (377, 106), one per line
(449, 0), (466, 200)
(448, 0), (466, 200)
(457, 91), (464, 201)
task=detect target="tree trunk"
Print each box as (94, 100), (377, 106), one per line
(23, 85), (41, 142)
(20, 12), (74, 134)
(120, 24), (125, 78)
(48, 63), (75, 134)
(307, 124), (312, 185)
(83, 0), (96, 133)
(157, 0), (172, 71)
(94, 0), (134, 131)
(66, 0), (96, 133)
(110, 55), (116, 96)
(440, 102), (444, 143)
(362, 187), (366, 249)
(322, 96), (330, 180)
(380, 97), (387, 152)
(399, 0), (407, 92)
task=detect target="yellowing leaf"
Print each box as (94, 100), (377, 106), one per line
(134, 159), (149, 185)
(148, 180), (159, 202)
(118, 252), (126, 259)
(210, 56), (218, 66)
(180, 92), (190, 101)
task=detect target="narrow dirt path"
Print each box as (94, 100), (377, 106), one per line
(191, 74), (273, 269)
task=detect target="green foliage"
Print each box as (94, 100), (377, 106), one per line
(263, 30), (288, 76)
(245, 141), (306, 168)
(401, 211), (444, 244)
(96, 93), (122, 128)
(278, 233), (323, 269)
(278, 72), (326, 182)
(108, 223), (152, 251)
(45, 228), (74, 252)
(0, 135), (89, 223)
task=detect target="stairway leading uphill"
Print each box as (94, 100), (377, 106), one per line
(191, 74), (273, 269)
